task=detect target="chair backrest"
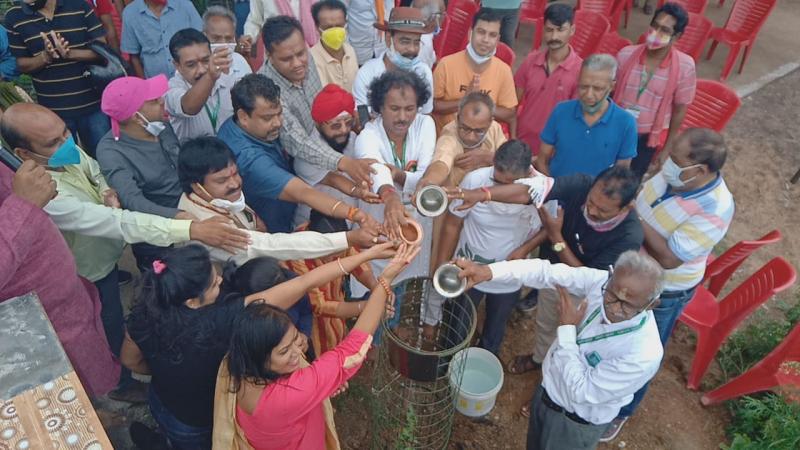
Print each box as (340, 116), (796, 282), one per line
(704, 230), (782, 296)
(594, 32), (632, 56)
(681, 79), (741, 132)
(433, 0), (479, 59)
(674, 13), (713, 61)
(577, 0), (618, 15)
(750, 320), (800, 372)
(571, 10), (611, 58)
(657, 0), (709, 15)
(717, 257), (796, 327)
(495, 42), (516, 67)
(723, 0), (778, 40)
(520, 0), (547, 19)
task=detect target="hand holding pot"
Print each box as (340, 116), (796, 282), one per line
(454, 257), (493, 290)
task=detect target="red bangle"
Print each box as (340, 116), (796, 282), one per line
(376, 277), (392, 296)
(380, 186), (397, 199)
(480, 187), (492, 202)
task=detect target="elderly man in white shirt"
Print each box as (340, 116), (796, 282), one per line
(177, 136), (379, 265)
(203, 6), (253, 76)
(165, 28), (250, 143)
(458, 251), (665, 450)
(352, 7), (435, 115)
(352, 69), (436, 297)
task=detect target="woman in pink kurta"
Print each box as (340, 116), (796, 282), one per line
(227, 244), (420, 450)
(0, 164), (119, 397)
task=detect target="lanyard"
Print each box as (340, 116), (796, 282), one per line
(203, 90), (221, 130)
(637, 69), (654, 100)
(575, 307), (648, 345)
(389, 139), (406, 169)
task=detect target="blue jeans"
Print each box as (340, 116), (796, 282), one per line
(233, 1), (249, 37)
(466, 288), (521, 355)
(62, 107), (110, 157)
(94, 267), (131, 388)
(149, 388), (212, 450)
(618, 286), (697, 417)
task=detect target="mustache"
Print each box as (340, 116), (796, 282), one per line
(226, 186), (242, 196)
(547, 40), (563, 45)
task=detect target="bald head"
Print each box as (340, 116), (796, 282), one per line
(1, 103), (69, 160)
(680, 128), (727, 173)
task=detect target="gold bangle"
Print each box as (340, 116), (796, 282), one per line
(376, 276), (392, 296)
(331, 200), (344, 216)
(336, 257), (349, 275)
(349, 184), (358, 195)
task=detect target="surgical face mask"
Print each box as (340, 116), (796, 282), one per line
(320, 27), (347, 51)
(210, 191), (247, 214)
(465, 38), (495, 65)
(645, 29), (672, 50)
(387, 42), (418, 71)
(662, 157), (702, 188)
(136, 112), (166, 137)
(30, 135), (81, 168)
(580, 90), (610, 115)
(599, 301), (614, 324)
(583, 204), (628, 232)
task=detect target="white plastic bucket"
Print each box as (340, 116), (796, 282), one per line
(450, 347), (504, 417)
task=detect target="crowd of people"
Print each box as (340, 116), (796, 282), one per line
(0, 0), (735, 449)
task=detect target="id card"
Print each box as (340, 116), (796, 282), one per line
(585, 351), (602, 368)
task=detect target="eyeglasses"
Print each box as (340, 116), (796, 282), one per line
(601, 277), (658, 317)
(457, 122), (489, 138)
(324, 116), (354, 131)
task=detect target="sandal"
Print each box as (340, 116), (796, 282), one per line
(506, 354), (542, 375)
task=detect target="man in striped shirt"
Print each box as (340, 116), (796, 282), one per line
(603, 128), (734, 441)
(5, 0), (110, 156)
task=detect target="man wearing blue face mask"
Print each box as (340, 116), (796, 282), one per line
(352, 7), (435, 115)
(1, 102), (251, 404)
(534, 54), (638, 179)
(603, 127), (734, 441)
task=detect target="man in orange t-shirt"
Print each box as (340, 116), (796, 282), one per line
(432, 8), (517, 136)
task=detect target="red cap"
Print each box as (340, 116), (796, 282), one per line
(101, 75), (168, 139)
(311, 84), (356, 123)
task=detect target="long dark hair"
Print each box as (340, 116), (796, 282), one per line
(223, 256), (290, 296)
(227, 302), (294, 391)
(127, 245), (217, 359)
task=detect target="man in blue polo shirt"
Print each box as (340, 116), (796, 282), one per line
(534, 54), (637, 178)
(121, 0), (203, 78)
(217, 73), (381, 235)
(5, 0), (109, 156)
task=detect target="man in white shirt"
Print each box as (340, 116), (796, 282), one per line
(203, 6), (253, 76)
(346, 0), (394, 65)
(352, 7), (436, 115)
(177, 135), (379, 264)
(294, 84), (380, 224)
(165, 28), (249, 142)
(457, 251), (665, 450)
(435, 139), (540, 354)
(352, 69), (436, 296)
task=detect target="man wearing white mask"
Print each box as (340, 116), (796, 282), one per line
(309, 0), (359, 92)
(604, 128), (734, 441)
(177, 136), (379, 264)
(352, 7), (436, 115)
(432, 8), (517, 135)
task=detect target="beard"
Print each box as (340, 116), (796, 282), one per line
(322, 132), (350, 153)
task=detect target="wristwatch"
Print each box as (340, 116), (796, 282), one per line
(552, 242), (567, 253)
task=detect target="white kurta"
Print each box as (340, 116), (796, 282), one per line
(490, 259), (664, 425)
(350, 114), (436, 297)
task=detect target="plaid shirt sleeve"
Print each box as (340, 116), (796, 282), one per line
(280, 100), (342, 171)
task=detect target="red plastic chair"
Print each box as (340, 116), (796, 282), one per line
(577, 0), (625, 31)
(701, 321), (800, 405)
(636, 12), (712, 62)
(433, 0), (480, 59)
(679, 257), (797, 390)
(700, 230), (782, 297)
(706, 0), (778, 81)
(495, 42), (516, 67)
(517, 0), (547, 49)
(571, 10), (611, 58)
(680, 79), (741, 133)
(656, 0), (709, 15)
(594, 31), (631, 56)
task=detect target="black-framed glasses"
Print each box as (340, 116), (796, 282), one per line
(601, 276), (658, 317)
(457, 122), (489, 138)
(324, 116), (354, 131)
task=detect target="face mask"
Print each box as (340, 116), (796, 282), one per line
(465, 38), (495, 65)
(645, 29), (672, 50)
(580, 90), (610, 115)
(320, 27), (347, 51)
(25, 0), (47, 10)
(583, 204), (628, 232)
(662, 157), (702, 188)
(136, 112), (166, 137)
(387, 42), (418, 71)
(599, 301), (614, 324)
(46, 135), (81, 167)
(210, 191), (247, 214)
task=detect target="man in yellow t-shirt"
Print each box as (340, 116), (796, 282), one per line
(432, 8), (518, 136)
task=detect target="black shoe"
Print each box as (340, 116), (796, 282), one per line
(516, 290), (539, 313)
(129, 422), (169, 450)
(118, 270), (133, 287)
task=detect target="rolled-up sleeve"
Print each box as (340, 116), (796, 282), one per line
(354, 128), (393, 192)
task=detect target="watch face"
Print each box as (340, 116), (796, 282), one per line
(553, 242), (566, 252)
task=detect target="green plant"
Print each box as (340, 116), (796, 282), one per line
(721, 394), (800, 450)
(716, 311), (791, 380)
